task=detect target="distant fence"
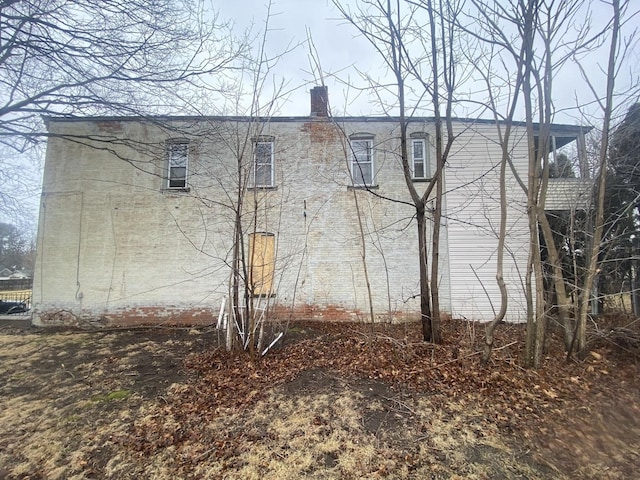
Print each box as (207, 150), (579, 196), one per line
(0, 289), (32, 316)
(0, 278), (33, 291)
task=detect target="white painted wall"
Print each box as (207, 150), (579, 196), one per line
(33, 116), (580, 325)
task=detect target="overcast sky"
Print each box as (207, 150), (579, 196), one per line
(215, 0), (378, 116)
(215, 0), (640, 124)
(6, 0), (639, 231)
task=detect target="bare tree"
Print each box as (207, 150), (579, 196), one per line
(602, 105), (640, 315)
(467, 0), (622, 367)
(0, 0), (239, 221)
(332, 0), (634, 363)
(23, 0), (304, 351)
(0, 0), (237, 131)
(200, 2), (302, 357)
(333, 0), (466, 343)
(469, 39), (524, 363)
(572, 0), (628, 359)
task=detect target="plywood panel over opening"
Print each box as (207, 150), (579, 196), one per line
(249, 232), (275, 296)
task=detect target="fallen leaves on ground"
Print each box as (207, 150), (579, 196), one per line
(122, 317), (640, 478)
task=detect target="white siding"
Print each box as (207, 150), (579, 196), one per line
(544, 178), (592, 210)
(443, 122), (530, 321)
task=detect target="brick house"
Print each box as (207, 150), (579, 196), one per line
(32, 87), (590, 326)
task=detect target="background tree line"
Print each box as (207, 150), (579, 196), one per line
(0, 222), (34, 274)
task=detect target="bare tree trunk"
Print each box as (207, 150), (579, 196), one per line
(427, 0), (443, 345)
(521, 0), (545, 368)
(524, 242), (536, 366)
(633, 254), (640, 316)
(226, 273), (235, 351)
(333, 0), (466, 344)
(533, 241), (547, 367)
(482, 124), (509, 365)
(388, 0), (435, 342)
(521, 0), (561, 368)
(417, 205), (434, 341)
(468, 7), (527, 364)
(430, 148), (443, 343)
(575, 0), (621, 360)
(538, 213), (573, 349)
(248, 196), (259, 358)
(351, 188), (376, 327)
(228, 200), (243, 351)
(525, 201), (547, 368)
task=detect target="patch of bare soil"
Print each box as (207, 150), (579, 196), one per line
(0, 319), (638, 479)
(0, 326), (213, 479)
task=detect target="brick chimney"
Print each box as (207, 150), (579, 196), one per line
(310, 86), (328, 117)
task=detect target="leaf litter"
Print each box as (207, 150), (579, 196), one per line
(1, 317), (639, 478)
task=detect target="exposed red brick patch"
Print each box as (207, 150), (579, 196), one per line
(36, 307), (214, 328)
(95, 121), (124, 133)
(271, 303), (418, 323)
(301, 120), (342, 145)
(35, 303), (423, 327)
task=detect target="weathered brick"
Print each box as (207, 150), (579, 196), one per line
(33, 112), (588, 327)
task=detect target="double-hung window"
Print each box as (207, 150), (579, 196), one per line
(410, 134), (429, 180)
(167, 141), (189, 189)
(350, 136), (374, 186)
(253, 139), (275, 188)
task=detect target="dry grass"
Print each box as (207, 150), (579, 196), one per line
(0, 321), (638, 479)
(0, 329), (199, 479)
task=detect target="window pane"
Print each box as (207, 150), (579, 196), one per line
(254, 141), (274, 187)
(412, 139), (428, 178)
(352, 140), (371, 162)
(351, 138), (373, 185)
(414, 162), (424, 179)
(353, 162), (372, 185)
(413, 140), (424, 160)
(170, 144), (188, 167)
(169, 167), (186, 188)
(256, 142), (272, 165)
(255, 164), (272, 186)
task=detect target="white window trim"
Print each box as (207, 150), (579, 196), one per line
(253, 140), (275, 188)
(350, 137), (374, 187)
(167, 140), (189, 190)
(411, 137), (429, 179)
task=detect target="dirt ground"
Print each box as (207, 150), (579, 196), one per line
(0, 318), (639, 479)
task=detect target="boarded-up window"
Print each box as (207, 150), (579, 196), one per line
(248, 232), (275, 296)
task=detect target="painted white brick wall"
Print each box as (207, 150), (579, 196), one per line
(32, 116), (578, 325)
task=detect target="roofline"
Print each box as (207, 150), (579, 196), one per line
(42, 114), (593, 134)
